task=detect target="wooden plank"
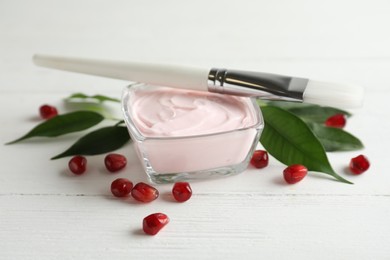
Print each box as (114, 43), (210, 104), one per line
(1, 194), (389, 259)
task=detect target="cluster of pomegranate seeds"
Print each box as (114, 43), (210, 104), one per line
(349, 154), (370, 174)
(68, 155), (87, 175)
(172, 182), (192, 202)
(250, 150), (269, 169)
(282, 155), (370, 183)
(249, 148), (371, 183)
(104, 153), (127, 172)
(39, 104), (58, 119)
(111, 178), (133, 197)
(143, 213), (170, 236)
(108, 181), (191, 235)
(131, 182), (159, 203)
(325, 114), (347, 128)
(283, 164), (308, 184)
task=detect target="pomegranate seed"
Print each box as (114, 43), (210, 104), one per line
(283, 164), (307, 184)
(172, 182), (192, 202)
(143, 213), (169, 235)
(104, 153), (127, 172)
(349, 154), (370, 174)
(250, 150), (269, 169)
(131, 182), (159, 203)
(39, 104), (58, 119)
(111, 178), (133, 197)
(68, 155), (87, 175)
(325, 114), (346, 128)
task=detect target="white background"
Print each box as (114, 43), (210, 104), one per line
(1, 0), (389, 259)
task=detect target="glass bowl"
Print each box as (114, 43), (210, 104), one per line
(122, 83), (264, 184)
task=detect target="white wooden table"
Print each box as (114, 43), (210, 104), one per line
(1, 1), (390, 259)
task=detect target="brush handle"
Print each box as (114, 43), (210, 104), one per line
(33, 54), (363, 108)
(33, 54), (210, 91)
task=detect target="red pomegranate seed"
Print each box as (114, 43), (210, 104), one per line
(250, 150), (269, 169)
(172, 182), (192, 202)
(131, 182), (159, 203)
(283, 164), (307, 184)
(349, 155), (370, 174)
(143, 213), (169, 235)
(325, 114), (346, 128)
(111, 178), (133, 197)
(39, 104), (58, 119)
(104, 153), (127, 172)
(68, 155), (87, 175)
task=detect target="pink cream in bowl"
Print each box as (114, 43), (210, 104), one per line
(122, 83), (263, 183)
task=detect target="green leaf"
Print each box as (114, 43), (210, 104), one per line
(66, 93), (120, 103)
(308, 123), (364, 152)
(287, 106), (351, 124)
(51, 126), (130, 159)
(259, 106), (352, 184)
(7, 111), (104, 144)
(264, 101), (351, 123)
(261, 100), (316, 110)
(114, 120), (125, 126)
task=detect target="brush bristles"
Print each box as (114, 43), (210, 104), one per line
(303, 80), (364, 109)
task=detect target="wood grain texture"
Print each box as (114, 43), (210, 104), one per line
(1, 194), (389, 260)
(1, 0), (390, 259)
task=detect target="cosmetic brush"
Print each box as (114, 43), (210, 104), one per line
(33, 54), (364, 108)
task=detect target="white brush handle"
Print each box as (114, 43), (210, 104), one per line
(33, 54), (210, 91)
(33, 54), (364, 108)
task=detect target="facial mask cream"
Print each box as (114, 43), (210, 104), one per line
(122, 84), (263, 183)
